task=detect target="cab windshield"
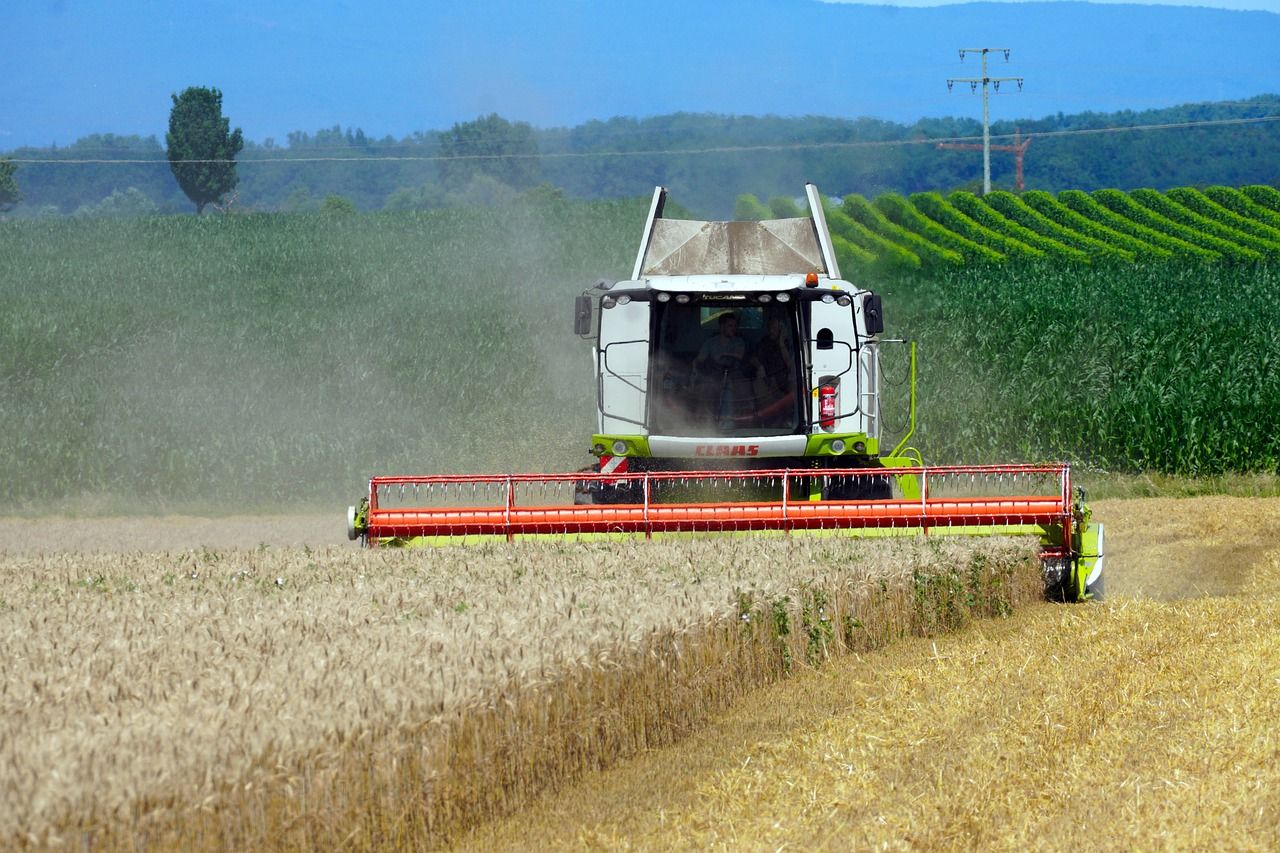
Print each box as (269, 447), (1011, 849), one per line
(648, 299), (804, 437)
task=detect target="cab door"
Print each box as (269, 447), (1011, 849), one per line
(597, 297), (650, 433)
(808, 299), (861, 434)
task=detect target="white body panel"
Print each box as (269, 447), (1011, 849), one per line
(647, 435), (810, 458)
(597, 299), (650, 433)
(808, 298), (861, 435)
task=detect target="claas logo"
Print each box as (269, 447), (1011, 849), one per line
(694, 444), (760, 457)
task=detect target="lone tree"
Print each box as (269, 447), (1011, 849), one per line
(166, 86), (244, 213)
(0, 158), (21, 214)
(438, 113), (541, 191)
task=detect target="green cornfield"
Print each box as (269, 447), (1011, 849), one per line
(2, 190), (1278, 512)
(885, 262), (1280, 475)
(740, 185), (1280, 269)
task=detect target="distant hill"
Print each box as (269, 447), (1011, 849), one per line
(5, 95), (1278, 217)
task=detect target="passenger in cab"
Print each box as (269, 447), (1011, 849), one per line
(693, 312), (748, 430)
(747, 314), (798, 427)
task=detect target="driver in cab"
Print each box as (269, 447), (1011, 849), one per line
(693, 311), (746, 372)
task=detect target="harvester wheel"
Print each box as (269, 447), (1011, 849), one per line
(824, 474), (892, 501)
(594, 481), (643, 504)
(573, 469), (642, 505)
(572, 465), (596, 505)
(1042, 557), (1074, 603)
(1042, 557), (1105, 603)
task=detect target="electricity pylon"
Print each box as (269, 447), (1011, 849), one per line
(947, 48), (1023, 195)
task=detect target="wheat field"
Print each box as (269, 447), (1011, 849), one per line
(0, 532), (1039, 849)
(6, 498), (1276, 850)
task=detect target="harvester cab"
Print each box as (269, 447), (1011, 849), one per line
(347, 184), (1104, 603)
(575, 183), (911, 504)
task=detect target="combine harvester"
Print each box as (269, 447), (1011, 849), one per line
(348, 185), (1103, 601)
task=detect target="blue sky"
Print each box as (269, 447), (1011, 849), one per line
(5, 0), (1278, 149)
(824, 0), (1280, 8)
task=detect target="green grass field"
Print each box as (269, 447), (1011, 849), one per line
(0, 201), (638, 510)
(2, 195), (1278, 511)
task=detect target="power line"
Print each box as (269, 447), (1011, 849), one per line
(18, 95), (1279, 157)
(5, 113), (1279, 166)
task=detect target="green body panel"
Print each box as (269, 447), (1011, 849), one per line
(803, 434), (879, 456)
(877, 454), (924, 499)
(593, 433), (884, 459)
(591, 435), (652, 457)
(1072, 503), (1105, 601)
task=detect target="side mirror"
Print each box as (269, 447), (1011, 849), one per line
(862, 293), (884, 335)
(574, 295), (594, 336)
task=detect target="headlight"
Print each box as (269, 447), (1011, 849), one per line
(821, 293), (835, 304)
(675, 294), (691, 304)
(853, 441), (867, 453)
(611, 439), (629, 456)
(830, 439), (846, 454)
(656, 292), (671, 302)
(602, 296), (617, 309)
(617, 294), (632, 305)
(836, 295), (852, 307)
(775, 292), (791, 303)
(758, 293), (772, 303)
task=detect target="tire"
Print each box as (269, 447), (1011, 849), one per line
(1042, 557), (1074, 603)
(1042, 557), (1104, 603)
(589, 480), (643, 505)
(824, 472), (893, 501)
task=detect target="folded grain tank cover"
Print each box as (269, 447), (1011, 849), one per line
(640, 217), (829, 277)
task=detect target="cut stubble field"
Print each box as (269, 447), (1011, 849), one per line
(4, 497), (1280, 849)
(467, 496), (1280, 851)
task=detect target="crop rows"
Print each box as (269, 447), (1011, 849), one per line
(0, 536), (1039, 847)
(749, 185), (1280, 268)
(0, 202), (1274, 512)
(891, 262), (1280, 475)
(3, 200), (1280, 512)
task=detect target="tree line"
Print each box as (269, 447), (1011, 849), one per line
(3, 92), (1278, 219)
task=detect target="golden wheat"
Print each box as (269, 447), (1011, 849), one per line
(0, 533), (1039, 848)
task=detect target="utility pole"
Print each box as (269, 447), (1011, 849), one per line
(947, 48), (1023, 195)
(937, 127), (1033, 191)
